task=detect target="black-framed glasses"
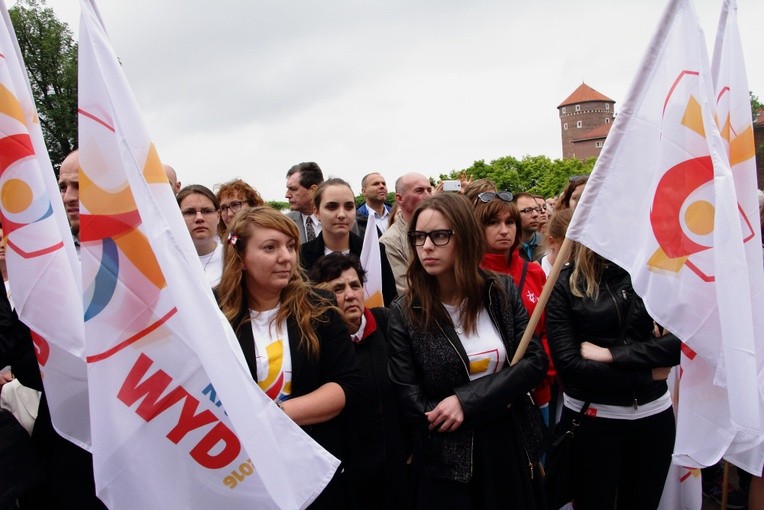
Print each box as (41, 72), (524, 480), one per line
(220, 200), (244, 214)
(478, 191), (514, 203)
(408, 229), (454, 247)
(518, 206), (543, 215)
(181, 207), (218, 218)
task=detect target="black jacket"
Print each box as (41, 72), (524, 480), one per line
(300, 232), (397, 306)
(546, 263), (680, 407)
(387, 273), (548, 482)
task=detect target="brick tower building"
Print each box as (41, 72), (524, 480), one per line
(558, 83), (616, 159)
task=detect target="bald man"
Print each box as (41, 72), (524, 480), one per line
(379, 172), (432, 294)
(58, 150), (80, 239)
(164, 164), (181, 196)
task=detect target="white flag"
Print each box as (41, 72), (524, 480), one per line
(360, 213), (384, 307)
(565, 0), (761, 470)
(708, 0), (764, 474)
(78, 1), (339, 508)
(0, 0), (90, 449)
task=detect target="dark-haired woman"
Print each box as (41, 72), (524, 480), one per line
(387, 193), (548, 509)
(300, 178), (396, 305)
(475, 191), (555, 427)
(546, 243), (680, 509)
(177, 184), (222, 286)
(217, 206), (362, 509)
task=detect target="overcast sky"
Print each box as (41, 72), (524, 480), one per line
(12, 0), (764, 201)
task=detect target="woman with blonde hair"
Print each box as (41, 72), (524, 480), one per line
(218, 206), (362, 508)
(546, 243), (680, 509)
(388, 193), (547, 509)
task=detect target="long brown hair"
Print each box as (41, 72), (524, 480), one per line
(406, 193), (487, 334)
(474, 196), (521, 259)
(217, 206), (336, 360)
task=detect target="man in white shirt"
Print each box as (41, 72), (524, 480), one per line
(357, 172), (391, 235)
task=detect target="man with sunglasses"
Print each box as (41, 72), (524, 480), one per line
(513, 192), (545, 262)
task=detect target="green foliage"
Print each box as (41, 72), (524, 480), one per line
(9, 0), (77, 169)
(267, 201), (290, 211)
(751, 91), (763, 121)
(442, 155), (596, 198)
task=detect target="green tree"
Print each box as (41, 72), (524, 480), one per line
(751, 91), (763, 121)
(267, 200), (290, 211)
(444, 154), (595, 198)
(10, 0), (77, 169)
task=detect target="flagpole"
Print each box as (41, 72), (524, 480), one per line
(510, 236), (574, 366)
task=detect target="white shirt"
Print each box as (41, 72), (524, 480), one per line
(444, 303), (507, 381)
(199, 242), (223, 287)
(563, 391), (672, 420)
(250, 306), (292, 402)
(369, 206), (391, 234)
(304, 213), (322, 237)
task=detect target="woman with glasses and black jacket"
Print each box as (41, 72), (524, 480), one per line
(387, 193), (548, 509)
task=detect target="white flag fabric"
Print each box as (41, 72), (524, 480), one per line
(565, 0), (761, 471)
(708, 0), (764, 473)
(360, 213), (384, 307)
(0, 0), (90, 449)
(78, 1), (339, 508)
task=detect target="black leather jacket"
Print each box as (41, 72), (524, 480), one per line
(387, 273), (548, 482)
(546, 264), (680, 407)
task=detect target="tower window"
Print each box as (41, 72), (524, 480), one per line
(605, 118), (610, 124)
(576, 120), (582, 128)
(564, 123), (568, 130)
(605, 103), (610, 111)
(562, 107), (567, 114)
(595, 141), (603, 148)
(575, 104), (581, 112)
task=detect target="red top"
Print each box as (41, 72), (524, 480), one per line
(481, 251), (556, 406)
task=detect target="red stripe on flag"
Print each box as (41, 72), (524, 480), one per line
(662, 70), (700, 116)
(79, 210), (142, 242)
(86, 307), (178, 363)
(716, 85), (730, 103)
(680, 342), (697, 360)
(78, 108), (115, 132)
(0, 134), (34, 174)
(680, 470), (692, 482)
(6, 237), (64, 259)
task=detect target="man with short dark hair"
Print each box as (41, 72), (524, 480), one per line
(514, 192), (545, 262)
(285, 162), (324, 243)
(357, 172), (391, 235)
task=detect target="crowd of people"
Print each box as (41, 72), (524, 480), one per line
(1, 153), (764, 509)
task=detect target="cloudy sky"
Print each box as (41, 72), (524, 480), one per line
(13, 0), (764, 202)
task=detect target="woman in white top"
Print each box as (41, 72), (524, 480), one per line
(217, 206), (361, 509)
(177, 185), (223, 287)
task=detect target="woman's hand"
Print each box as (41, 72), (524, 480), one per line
(580, 341), (614, 363)
(425, 395), (464, 433)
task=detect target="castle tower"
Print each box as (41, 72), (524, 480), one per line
(558, 83), (615, 159)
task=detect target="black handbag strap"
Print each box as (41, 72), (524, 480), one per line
(517, 260), (529, 294)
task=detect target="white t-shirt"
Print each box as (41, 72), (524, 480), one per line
(249, 306), (292, 402)
(563, 391), (672, 420)
(199, 242), (223, 287)
(444, 303), (507, 381)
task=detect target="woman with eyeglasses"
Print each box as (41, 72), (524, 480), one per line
(214, 178), (265, 238)
(218, 206), (362, 509)
(301, 178), (397, 306)
(475, 191), (555, 427)
(387, 193), (548, 509)
(177, 184), (223, 287)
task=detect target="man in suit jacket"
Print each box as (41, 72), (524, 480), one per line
(284, 162), (323, 244)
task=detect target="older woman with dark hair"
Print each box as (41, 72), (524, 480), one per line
(214, 178), (265, 238)
(309, 253), (409, 509)
(177, 184), (222, 286)
(387, 193), (547, 509)
(301, 178), (397, 306)
(217, 206), (362, 509)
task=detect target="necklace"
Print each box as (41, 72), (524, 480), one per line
(199, 248), (216, 272)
